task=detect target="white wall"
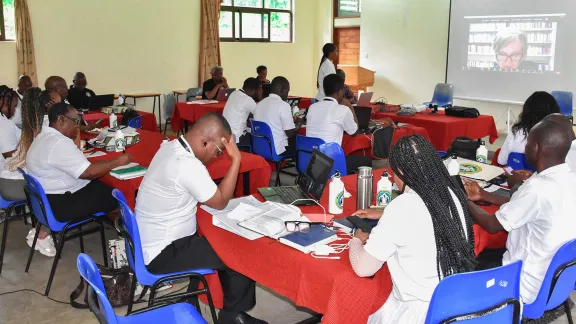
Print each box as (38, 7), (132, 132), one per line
(360, 0), (522, 134)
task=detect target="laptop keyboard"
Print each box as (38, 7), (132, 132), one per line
(274, 187), (307, 204)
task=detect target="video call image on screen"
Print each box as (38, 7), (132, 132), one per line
(464, 14), (564, 73)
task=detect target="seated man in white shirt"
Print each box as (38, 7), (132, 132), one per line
(253, 76), (304, 156)
(136, 113), (267, 324)
(26, 103), (132, 255)
(306, 74), (372, 172)
(222, 77), (260, 148)
(465, 115), (576, 304)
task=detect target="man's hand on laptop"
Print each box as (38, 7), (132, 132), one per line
(222, 135), (241, 162)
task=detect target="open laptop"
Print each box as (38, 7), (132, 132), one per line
(354, 106), (373, 134)
(217, 88), (236, 101)
(258, 150), (334, 206)
(354, 92), (374, 107)
(88, 94), (115, 111)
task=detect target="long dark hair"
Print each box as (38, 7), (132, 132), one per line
(390, 135), (476, 280)
(317, 43), (337, 89)
(512, 91), (560, 136)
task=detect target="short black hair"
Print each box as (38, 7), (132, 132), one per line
(271, 76), (289, 89)
(243, 77), (261, 91)
(196, 112), (232, 136)
(257, 65), (267, 74)
(48, 102), (73, 123)
(323, 74), (344, 96)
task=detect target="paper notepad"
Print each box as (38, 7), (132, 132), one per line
(109, 164), (147, 180)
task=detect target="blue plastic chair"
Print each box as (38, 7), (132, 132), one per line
(507, 152), (536, 172)
(523, 239), (576, 322)
(425, 261), (523, 323)
(19, 169), (108, 296)
(318, 142), (348, 177)
(296, 135), (325, 175)
(0, 194), (28, 274)
(77, 253), (207, 324)
(112, 189), (217, 321)
(552, 91), (574, 120)
(424, 83), (454, 108)
(163, 93), (177, 136)
(250, 120), (296, 186)
(127, 115), (143, 129)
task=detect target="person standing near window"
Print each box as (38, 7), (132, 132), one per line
(315, 43), (338, 101)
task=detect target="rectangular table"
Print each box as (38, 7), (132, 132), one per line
(82, 111), (158, 133)
(82, 130), (272, 209)
(195, 168), (507, 323)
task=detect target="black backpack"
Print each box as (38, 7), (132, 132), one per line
(446, 137), (479, 160)
(120, 108), (140, 126)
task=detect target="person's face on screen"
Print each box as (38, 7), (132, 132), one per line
(496, 39), (524, 69)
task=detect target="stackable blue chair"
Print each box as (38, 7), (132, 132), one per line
(250, 120), (296, 186)
(551, 91), (574, 121)
(77, 253), (207, 324)
(318, 142), (348, 177)
(523, 239), (576, 323)
(112, 189), (217, 321)
(424, 83), (454, 108)
(163, 93), (177, 136)
(127, 115), (143, 129)
(425, 261), (523, 323)
(19, 169), (108, 296)
(295, 135), (325, 175)
(0, 194), (28, 274)
(507, 152), (536, 172)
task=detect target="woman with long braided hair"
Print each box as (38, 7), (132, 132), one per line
(349, 135), (476, 323)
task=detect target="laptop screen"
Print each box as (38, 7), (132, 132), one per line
(299, 150), (334, 200)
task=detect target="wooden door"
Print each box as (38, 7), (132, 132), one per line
(333, 27), (360, 66)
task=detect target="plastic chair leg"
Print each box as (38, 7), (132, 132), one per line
(98, 220), (108, 267)
(126, 274), (138, 315)
(25, 222), (41, 273)
(199, 275), (219, 323)
(565, 300), (573, 324)
(0, 206), (13, 274)
(275, 163), (281, 187)
(78, 226), (84, 253)
(45, 229), (67, 296)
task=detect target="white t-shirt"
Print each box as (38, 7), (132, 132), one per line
(253, 94), (295, 154)
(222, 89), (257, 143)
(498, 130), (527, 165)
(10, 91), (23, 128)
(496, 163), (576, 304)
(26, 127), (90, 194)
(306, 97), (358, 145)
(316, 59), (336, 101)
(0, 115), (23, 180)
(135, 138), (218, 264)
(565, 140), (576, 171)
(364, 189), (468, 303)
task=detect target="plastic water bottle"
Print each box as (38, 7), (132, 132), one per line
(114, 130), (125, 153)
(109, 113), (118, 129)
(476, 141), (488, 163)
(447, 154), (460, 176)
(329, 171), (345, 215)
(376, 171), (393, 208)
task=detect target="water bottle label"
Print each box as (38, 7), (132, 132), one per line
(476, 155), (487, 163)
(335, 191), (344, 209)
(115, 138), (126, 151)
(377, 190), (391, 206)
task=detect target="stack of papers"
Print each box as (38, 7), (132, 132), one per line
(187, 100), (218, 105)
(109, 163), (147, 180)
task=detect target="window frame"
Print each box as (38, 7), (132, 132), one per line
(219, 0), (294, 43)
(335, 0), (361, 18)
(0, 0), (7, 41)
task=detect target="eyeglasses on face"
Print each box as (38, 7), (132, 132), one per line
(496, 52), (523, 63)
(62, 115), (81, 125)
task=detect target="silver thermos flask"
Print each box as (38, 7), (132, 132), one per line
(357, 167), (374, 210)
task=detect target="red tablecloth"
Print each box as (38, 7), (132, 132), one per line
(83, 111), (158, 133)
(373, 111), (499, 151)
(196, 168), (507, 323)
(81, 130), (272, 209)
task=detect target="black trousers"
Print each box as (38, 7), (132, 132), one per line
(238, 133), (252, 152)
(345, 156), (372, 172)
(47, 181), (117, 222)
(280, 136), (296, 156)
(146, 234), (256, 314)
(475, 248), (506, 271)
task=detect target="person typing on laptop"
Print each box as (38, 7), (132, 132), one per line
(306, 74), (371, 172)
(135, 112), (267, 324)
(67, 72), (96, 109)
(202, 66), (229, 100)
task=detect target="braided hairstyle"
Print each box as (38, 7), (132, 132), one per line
(317, 43), (337, 89)
(7, 88), (55, 171)
(389, 135), (476, 279)
(0, 85), (11, 112)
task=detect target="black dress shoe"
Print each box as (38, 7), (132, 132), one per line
(218, 311), (268, 324)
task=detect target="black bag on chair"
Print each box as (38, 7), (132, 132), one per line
(120, 108), (140, 126)
(70, 266), (134, 309)
(372, 126), (395, 159)
(446, 137), (480, 160)
(445, 106), (480, 118)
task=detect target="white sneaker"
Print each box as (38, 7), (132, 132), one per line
(27, 234), (56, 257)
(26, 228), (36, 241)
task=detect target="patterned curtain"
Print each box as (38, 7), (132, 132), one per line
(14, 0), (38, 86)
(198, 0), (222, 86)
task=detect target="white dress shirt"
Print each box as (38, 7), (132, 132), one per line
(565, 140), (576, 171)
(253, 94), (295, 154)
(498, 131), (527, 165)
(9, 91), (23, 128)
(222, 89), (257, 143)
(496, 163), (576, 304)
(0, 115), (23, 180)
(316, 59), (336, 101)
(135, 138), (218, 264)
(306, 97), (358, 145)
(26, 127), (90, 194)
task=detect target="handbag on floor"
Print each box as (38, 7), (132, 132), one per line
(70, 265), (134, 309)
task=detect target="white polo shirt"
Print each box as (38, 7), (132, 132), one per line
(222, 89), (257, 143)
(10, 91), (23, 128)
(26, 127), (90, 194)
(316, 59), (336, 101)
(496, 163), (576, 304)
(565, 140), (576, 171)
(253, 94), (295, 154)
(306, 97), (358, 145)
(0, 115), (23, 180)
(497, 131), (527, 165)
(135, 138), (218, 264)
